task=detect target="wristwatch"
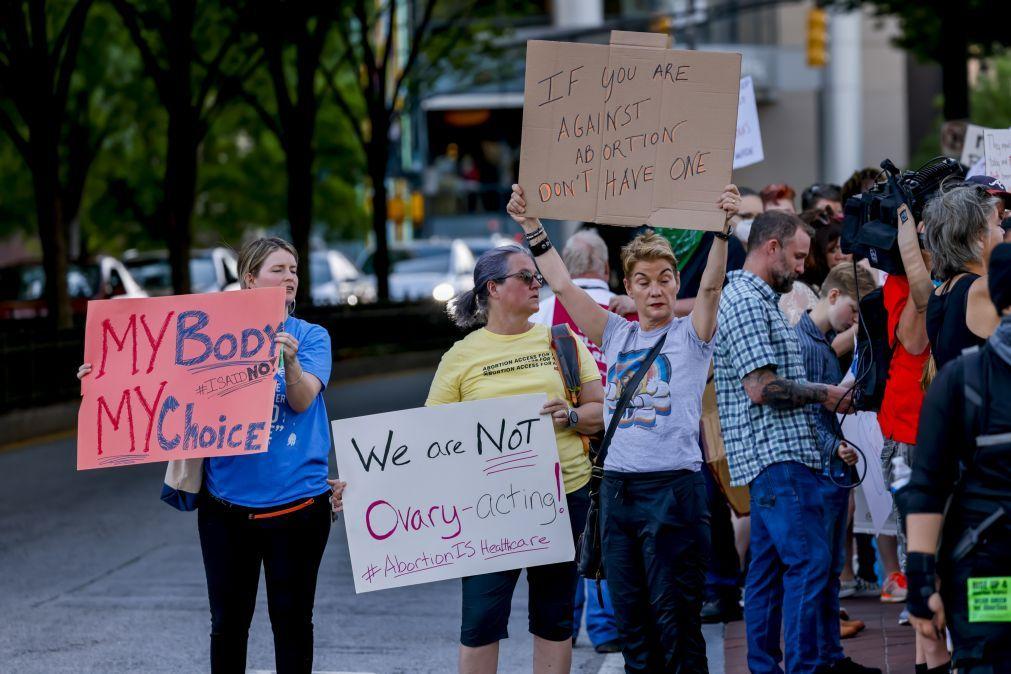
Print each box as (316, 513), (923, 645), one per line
(567, 409), (579, 428)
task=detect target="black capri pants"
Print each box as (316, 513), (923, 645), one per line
(460, 484), (590, 647)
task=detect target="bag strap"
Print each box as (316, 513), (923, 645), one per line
(550, 324), (583, 406)
(593, 329), (668, 469)
(962, 345), (987, 451)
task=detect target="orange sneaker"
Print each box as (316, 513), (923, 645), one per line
(880, 571), (908, 603)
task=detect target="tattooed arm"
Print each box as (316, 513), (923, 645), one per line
(742, 367), (854, 412)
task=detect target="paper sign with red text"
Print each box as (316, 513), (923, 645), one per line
(332, 394), (574, 593)
(77, 287), (286, 470)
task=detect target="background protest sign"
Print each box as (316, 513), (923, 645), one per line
(77, 287), (286, 470)
(518, 31), (741, 231)
(332, 394), (575, 593)
(961, 124), (996, 167)
(984, 128), (1011, 186)
(733, 75), (764, 170)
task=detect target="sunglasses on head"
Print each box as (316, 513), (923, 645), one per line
(497, 270), (545, 288)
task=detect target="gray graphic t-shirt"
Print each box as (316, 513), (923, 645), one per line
(600, 312), (715, 473)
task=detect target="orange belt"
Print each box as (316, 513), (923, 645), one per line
(248, 497), (315, 520)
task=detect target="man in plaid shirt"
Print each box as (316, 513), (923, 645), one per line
(714, 211), (873, 674)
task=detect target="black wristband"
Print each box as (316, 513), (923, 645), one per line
(523, 227), (546, 241)
(905, 551), (937, 620)
(714, 231), (730, 241)
(530, 237), (553, 257)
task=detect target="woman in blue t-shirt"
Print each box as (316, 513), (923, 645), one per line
(77, 236), (344, 673)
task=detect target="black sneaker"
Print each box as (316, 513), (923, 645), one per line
(593, 639), (622, 654)
(701, 599), (743, 624)
(823, 657), (882, 674)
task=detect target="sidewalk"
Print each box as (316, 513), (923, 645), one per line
(723, 597), (916, 672)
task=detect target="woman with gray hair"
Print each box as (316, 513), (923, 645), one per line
(426, 243), (605, 673)
(924, 183), (1005, 369)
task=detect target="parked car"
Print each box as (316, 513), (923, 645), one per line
(310, 250), (376, 306)
(0, 256), (148, 320)
(122, 247), (239, 296)
(357, 239), (475, 302)
(461, 235), (516, 259)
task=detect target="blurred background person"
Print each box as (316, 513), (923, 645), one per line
(732, 186), (765, 249)
(761, 182), (797, 213)
(924, 182), (1005, 370)
(801, 183), (844, 215)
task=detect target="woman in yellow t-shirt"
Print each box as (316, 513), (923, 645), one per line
(427, 243), (604, 673)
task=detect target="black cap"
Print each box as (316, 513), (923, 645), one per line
(990, 243), (1011, 314)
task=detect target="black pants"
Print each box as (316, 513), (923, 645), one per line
(198, 490), (331, 674)
(601, 470), (711, 673)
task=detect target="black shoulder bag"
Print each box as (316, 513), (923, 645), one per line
(576, 329), (668, 584)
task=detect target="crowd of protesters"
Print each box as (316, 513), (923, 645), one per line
(73, 165), (1011, 673)
(501, 168), (1010, 674)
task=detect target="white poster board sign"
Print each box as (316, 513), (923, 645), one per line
(733, 75), (764, 169)
(984, 129), (1011, 186)
(841, 411), (897, 536)
(332, 394), (575, 593)
(961, 124), (994, 167)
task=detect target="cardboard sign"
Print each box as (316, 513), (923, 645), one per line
(733, 76), (764, 170)
(77, 287), (286, 470)
(984, 128), (1011, 186)
(961, 124), (996, 167)
(332, 394), (575, 593)
(518, 31), (742, 231)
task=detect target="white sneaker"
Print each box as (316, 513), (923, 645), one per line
(898, 608), (910, 626)
(839, 579), (857, 598)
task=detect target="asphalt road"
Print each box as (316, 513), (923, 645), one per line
(0, 368), (723, 673)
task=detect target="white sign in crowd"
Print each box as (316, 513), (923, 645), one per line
(332, 394), (575, 593)
(733, 75), (764, 170)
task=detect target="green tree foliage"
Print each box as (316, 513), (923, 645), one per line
(839, 0), (1010, 120)
(0, 0), (96, 327)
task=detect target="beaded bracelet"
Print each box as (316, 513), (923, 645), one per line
(523, 227), (546, 241)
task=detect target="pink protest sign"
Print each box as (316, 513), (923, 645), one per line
(76, 287), (287, 470)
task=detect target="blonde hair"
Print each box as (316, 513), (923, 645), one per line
(620, 231), (678, 277)
(819, 261), (876, 301)
(237, 237), (298, 289)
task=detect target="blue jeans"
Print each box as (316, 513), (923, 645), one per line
(817, 474), (851, 665)
(573, 578), (620, 646)
(746, 462), (832, 674)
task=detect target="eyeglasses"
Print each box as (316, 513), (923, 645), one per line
(497, 270), (545, 288)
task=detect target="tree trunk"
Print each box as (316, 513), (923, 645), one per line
(164, 111), (195, 295)
(286, 128), (315, 309)
(32, 138), (72, 328)
(939, 3), (969, 120)
(369, 133), (391, 303)
(163, 1), (196, 295)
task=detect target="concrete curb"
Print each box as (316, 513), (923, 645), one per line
(0, 350), (444, 448)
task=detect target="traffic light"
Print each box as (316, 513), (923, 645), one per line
(806, 7), (828, 68)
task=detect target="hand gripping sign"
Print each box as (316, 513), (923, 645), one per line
(332, 394), (575, 593)
(77, 287), (286, 470)
(518, 31), (742, 231)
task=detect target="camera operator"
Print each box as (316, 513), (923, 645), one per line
(877, 199), (951, 670)
(923, 182), (1005, 369)
(898, 243), (1011, 672)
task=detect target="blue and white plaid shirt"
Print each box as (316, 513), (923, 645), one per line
(714, 270), (820, 486)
